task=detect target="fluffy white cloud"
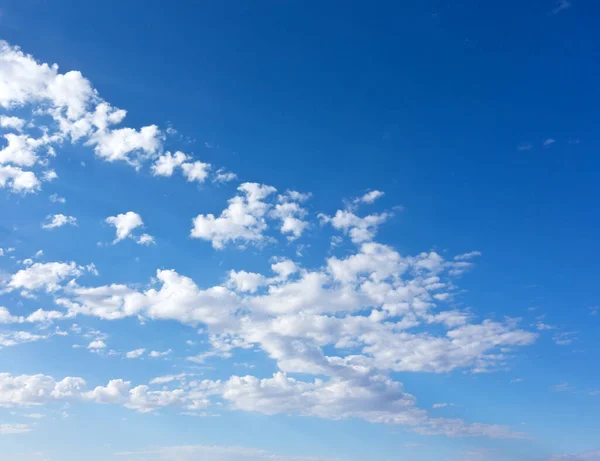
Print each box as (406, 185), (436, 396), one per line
(191, 182), (277, 249)
(214, 168), (237, 183)
(62, 269), (239, 327)
(7, 261), (86, 292)
(181, 160), (210, 183)
(0, 132), (57, 166)
(87, 125), (163, 167)
(0, 165), (40, 193)
(137, 233), (156, 246)
(151, 151), (188, 176)
(88, 340), (106, 350)
(0, 370), (525, 438)
(41, 213), (77, 229)
(191, 183), (311, 248)
(106, 211), (144, 243)
(271, 191), (310, 240)
(0, 115), (25, 131)
(227, 270), (266, 293)
(152, 151), (211, 183)
(319, 209), (391, 244)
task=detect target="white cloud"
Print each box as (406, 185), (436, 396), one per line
(151, 151), (188, 176)
(319, 209), (391, 244)
(149, 349), (172, 358)
(454, 251), (482, 261)
(137, 233), (156, 246)
(125, 348), (146, 359)
(0, 331), (48, 348)
(214, 168), (237, 183)
(271, 191), (310, 240)
(88, 340), (106, 350)
(88, 125), (163, 167)
(41, 213), (77, 229)
(0, 164), (40, 193)
(181, 160), (210, 183)
(106, 211), (144, 243)
(191, 182), (277, 249)
(544, 138), (556, 146)
(62, 269), (239, 326)
(432, 403), (449, 408)
(42, 169), (58, 181)
(356, 190), (384, 204)
(227, 270), (266, 293)
(0, 115), (25, 131)
(152, 151), (210, 183)
(49, 193), (66, 203)
(7, 261), (86, 292)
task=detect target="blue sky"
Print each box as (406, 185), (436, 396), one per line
(0, 1), (599, 460)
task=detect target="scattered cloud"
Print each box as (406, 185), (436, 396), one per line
(41, 213), (77, 229)
(552, 0), (572, 14)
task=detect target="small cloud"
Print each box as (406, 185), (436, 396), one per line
(552, 382), (571, 392)
(510, 378), (524, 383)
(543, 138), (556, 147)
(535, 322), (554, 331)
(41, 214), (77, 229)
(213, 168), (237, 184)
(42, 170), (58, 182)
(517, 143), (533, 151)
(49, 193), (66, 204)
(125, 348), (146, 359)
(355, 190), (385, 205)
(552, 0), (572, 14)
(149, 349), (172, 358)
(137, 233), (156, 246)
(432, 402), (452, 408)
(87, 340), (107, 351)
(553, 331), (577, 345)
(454, 251), (482, 261)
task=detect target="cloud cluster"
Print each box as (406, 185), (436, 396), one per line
(191, 183), (310, 249)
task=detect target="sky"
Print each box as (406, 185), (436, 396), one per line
(0, 1), (599, 460)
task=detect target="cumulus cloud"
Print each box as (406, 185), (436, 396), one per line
(41, 213), (77, 229)
(0, 115), (26, 131)
(106, 211), (153, 244)
(0, 164), (40, 193)
(319, 209), (391, 244)
(191, 182), (276, 249)
(6, 261), (89, 293)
